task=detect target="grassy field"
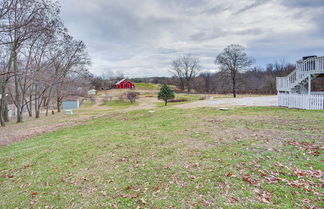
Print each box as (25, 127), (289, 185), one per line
(0, 107), (323, 208)
(155, 93), (206, 107)
(101, 100), (139, 108)
(133, 83), (160, 90)
(134, 83), (176, 91)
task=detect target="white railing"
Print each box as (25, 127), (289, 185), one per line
(276, 77), (289, 90)
(298, 56), (324, 74)
(276, 56), (324, 91)
(278, 93), (324, 110)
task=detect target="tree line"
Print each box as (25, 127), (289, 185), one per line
(129, 44), (295, 96)
(0, 0), (91, 126)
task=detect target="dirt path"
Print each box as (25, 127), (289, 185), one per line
(175, 96), (278, 108)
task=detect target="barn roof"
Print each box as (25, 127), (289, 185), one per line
(115, 78), (128, 85)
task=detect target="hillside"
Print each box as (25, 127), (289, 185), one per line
(1, 107), (323, 208)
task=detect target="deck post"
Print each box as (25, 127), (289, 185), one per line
(308, 74), (311, 109)
(308, 74), (311, 95)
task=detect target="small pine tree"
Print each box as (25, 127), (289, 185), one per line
(158, 84), (175, 106)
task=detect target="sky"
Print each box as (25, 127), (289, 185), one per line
(60, 0), (324, 77)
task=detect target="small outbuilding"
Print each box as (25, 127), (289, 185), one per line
(88, 89), (97, 95)
(62, 99), (80, 110)
(115, 79), (135, 89)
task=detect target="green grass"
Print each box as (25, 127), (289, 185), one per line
(134, 83), (175, 90)
(80, 100), (96, 108)
(155, 101), (188, 107)
(156, 93), (205, 107)
(175, 93), (206, 101)
(0, 107), (323, 208)
(101, 100), (138, 108)
(134, 83), (160, 90)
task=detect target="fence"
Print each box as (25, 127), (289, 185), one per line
(278, 93), (324, 110)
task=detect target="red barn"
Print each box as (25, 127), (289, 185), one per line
(115, 79), (135, 89)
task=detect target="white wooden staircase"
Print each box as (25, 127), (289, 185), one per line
(277, 56), (324, 93)
(276, 56), (324, 110)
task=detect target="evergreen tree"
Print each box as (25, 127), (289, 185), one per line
(158, 84), (175, 106)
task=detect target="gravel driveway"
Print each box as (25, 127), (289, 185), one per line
(176, 96), (278, 108)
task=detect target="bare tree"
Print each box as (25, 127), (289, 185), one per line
(52, 34), (90, 112)
(0, 0), (91, 127)
(170, 54), (201, 93)
(215, 44), (254, 98)
(126, 91), (139, 104)
(0, 0), (62, 122)
(199, 72), (215, 94)
(0, 50), (12, 126)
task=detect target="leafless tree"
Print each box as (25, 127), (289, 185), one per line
(170, 54), (201, 93)
(215, 44), (254, 97)
(126, 91), (139, 104)
(52, 34), (91, 112)
(0, 0), (91, 126)
(0, 0), (62, 122)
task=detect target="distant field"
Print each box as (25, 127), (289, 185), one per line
(134, 83), (160, 90)
(1, 107), (323, 208)
(101, 100), (139, 108)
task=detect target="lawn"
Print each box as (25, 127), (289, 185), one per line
(0, 107), (323, 208)
(156, 93), (205, 107)
(133, 83), (160, 90)
(101, 100), (139, 108)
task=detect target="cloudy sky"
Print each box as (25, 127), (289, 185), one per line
(60, 0), (324, 77)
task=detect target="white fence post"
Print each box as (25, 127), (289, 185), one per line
(277, 93), (324, 110)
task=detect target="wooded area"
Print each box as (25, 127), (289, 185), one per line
(103, 61), (295, 95)
(92, 44), (297, 95)
(0, 0), (91, 126)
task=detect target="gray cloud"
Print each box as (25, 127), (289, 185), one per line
(60, 0), (324, 77)
(234, 0), (271, 14)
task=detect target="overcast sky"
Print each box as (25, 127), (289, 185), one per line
(60, 0), (324, 77)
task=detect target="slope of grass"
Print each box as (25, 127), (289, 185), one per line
(156, 93), (206, 107)
(134, 83), (160, 90)
(101, 100), (138, 108)
(0, 107), (323, 208)
(80, 100), (96, 108)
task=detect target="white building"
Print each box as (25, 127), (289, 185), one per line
(276, 56), (324, 110)
(88, 89), (97, 95)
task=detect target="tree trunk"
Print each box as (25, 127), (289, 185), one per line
(35, 97), (43, 119)
(13, 49), (23, 123)
(0, 54), (12, 127)
(164, 100), (167, 106)
(27, 94), (33, 117)
(57, 97), (61, 112)
(0, 102), (5, 127)
(26, 98), (32, 117)
(4, 100), (9, 122)
(35, 99), (40, 118)
(34, 85), (40, 118)
(45, 88), (53, 116)
(0, 82), (6, 126)
(35, 109), (40, 118)
(179, 79), (185, 91)
(232, 77), (236, 98)
(45, 100), (49, 116)
(45, 97), (50, 116)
